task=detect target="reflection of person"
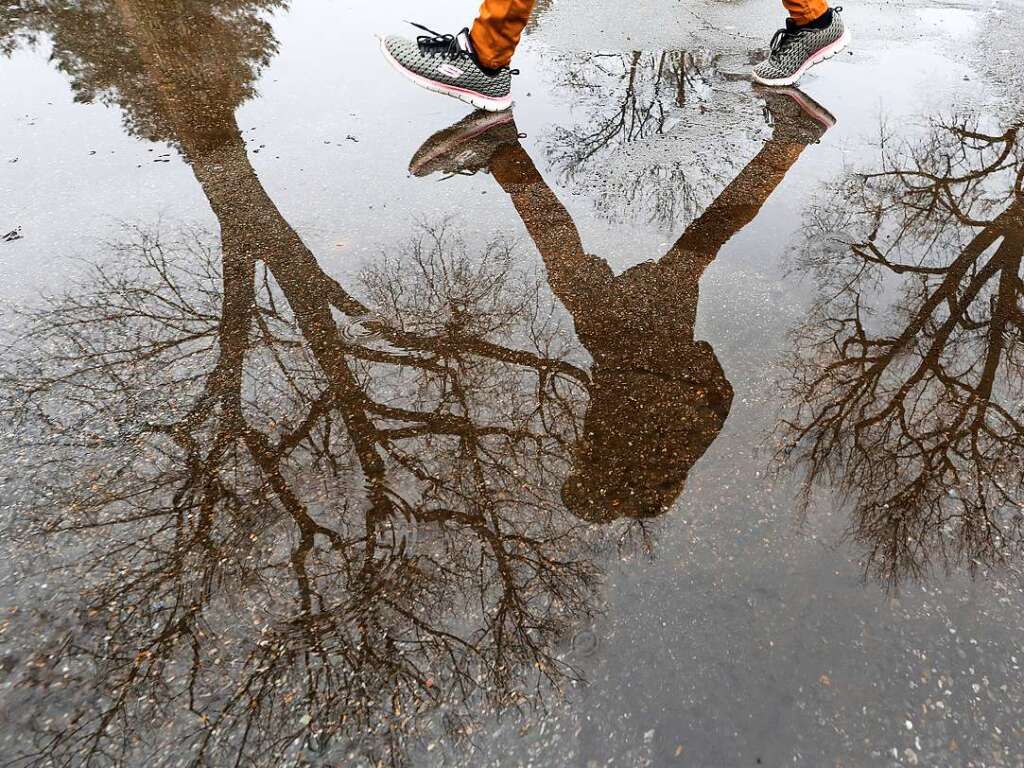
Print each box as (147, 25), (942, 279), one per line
(410, 87), (836, 521)
(381, 2), (850, 112)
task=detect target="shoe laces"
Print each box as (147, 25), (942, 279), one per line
(409, 22), (470, 60)
(407, 21), (519, 74)
(767, 24), (807, 59)
(767, 6), (840, 60)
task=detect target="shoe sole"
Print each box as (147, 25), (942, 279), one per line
(752, 28), (852, 87)
(771, 86), (837, 129)
(409, 112), (516, 176)
(379, 38), (513, 112)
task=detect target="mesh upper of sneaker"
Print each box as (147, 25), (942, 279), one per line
(384, 35), (512, 98)
(410, 113), (518, 176)
(759, 92), (829, 144)
(753, 12), (845, 80)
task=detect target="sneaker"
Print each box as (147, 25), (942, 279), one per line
(409, 111), (520, 177)
(752, 6), (850, 87)
(755, 85), (836, 144)
(381, 24), (515, 112)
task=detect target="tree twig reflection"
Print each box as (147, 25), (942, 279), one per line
(781, 117), (1024, 589)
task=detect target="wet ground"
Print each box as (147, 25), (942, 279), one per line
(1, 0), (1023, 766)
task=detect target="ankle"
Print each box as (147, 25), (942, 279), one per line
(794, 7), (833, 29)
(474, 54), (506, 76)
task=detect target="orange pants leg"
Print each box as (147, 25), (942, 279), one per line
(470, 0), (536, 69)
(783, 0), (829, 25)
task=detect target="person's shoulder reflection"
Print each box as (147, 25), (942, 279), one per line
(410, 86), (834, 522)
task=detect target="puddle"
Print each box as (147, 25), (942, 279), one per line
(0, 1), (1022, 766)
(915, 6), (980, 39)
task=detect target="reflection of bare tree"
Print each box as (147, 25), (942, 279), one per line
(781, 118), (1024, 589)
(524, 0), (554, 31)
(0, 2), (603, 765)
(2, 0), (283, 144)
(3, 218), (598, 767)
(543, 49), (759, 229)
(0, 4), (28, 55)
(551, 51), (704, 158)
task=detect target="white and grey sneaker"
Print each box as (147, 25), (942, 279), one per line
(752, 7), (851, 87)
(381, 24), (516, 112)
(409, 111), (520, 177)
(755, 86), (837, 144)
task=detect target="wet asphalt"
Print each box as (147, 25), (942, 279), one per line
(1, 0), (1024, 766)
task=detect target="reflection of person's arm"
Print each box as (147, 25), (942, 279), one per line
(490, 142), (613, 319)
(661, 140), (808, 274)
